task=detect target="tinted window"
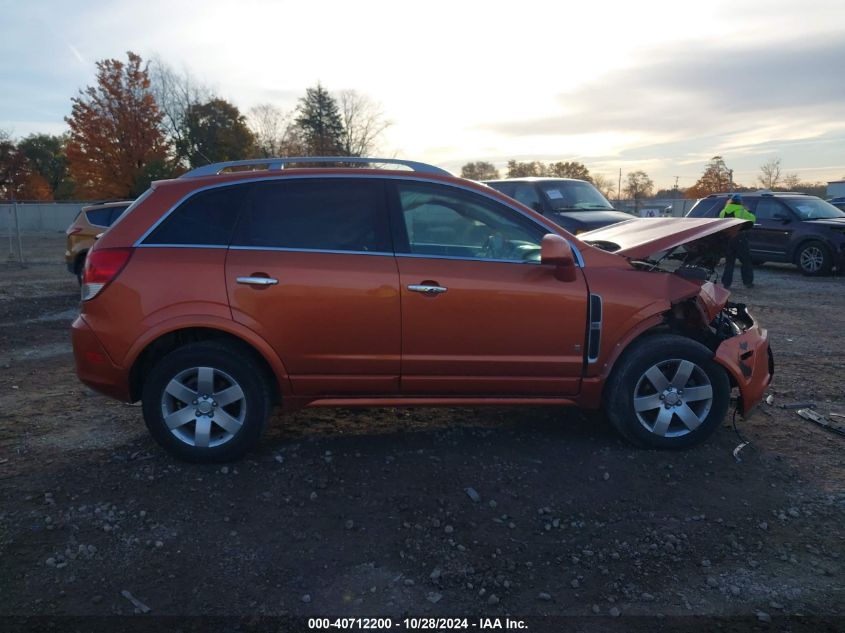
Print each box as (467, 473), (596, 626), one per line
(511, 183), (543, 212)
(232, 179), (390, 252)
(782, 197), (845, 220)
(396, 182), (544, 262)
(686, 198), (724, 218)
(755, 198), (790, 220)
(85, 208), (113, 227)
(144, 185), (246, 246)
(108, 205), (129, 225)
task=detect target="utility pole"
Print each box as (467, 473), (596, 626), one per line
(12, 197), (24, 266)
(617, 168), (622, 206)
(728, 169), (734, 193)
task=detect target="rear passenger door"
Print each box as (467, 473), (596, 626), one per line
(225, 178), (401, 396)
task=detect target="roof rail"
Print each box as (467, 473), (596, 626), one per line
(180, 156), (451, 179)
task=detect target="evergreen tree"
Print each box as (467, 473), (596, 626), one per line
(295, 83), (345, 156)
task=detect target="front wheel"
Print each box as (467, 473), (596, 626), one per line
(141, 341), (272, 462)
(604, 334), (730, 449)
(795, 241), (832, 276)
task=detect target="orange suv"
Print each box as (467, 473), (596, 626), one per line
(71, 158), (773, 462)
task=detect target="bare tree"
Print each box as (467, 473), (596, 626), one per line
(782, 173), (801, 190)
(148, 57), (212, 165)
(338, 90), (392, 157)
(623, 170), (654, 211)
(248, 103), (298, 157)
(591, 173), (616, 200)
(758, 158), (782, 189)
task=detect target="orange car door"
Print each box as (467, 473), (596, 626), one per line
(390, 180), (589, 396)
(225, 178), (401, 396)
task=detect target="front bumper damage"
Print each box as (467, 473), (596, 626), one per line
(712, 303), (774, 416)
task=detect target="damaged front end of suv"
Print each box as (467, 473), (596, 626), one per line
(578, 217), (774, 417)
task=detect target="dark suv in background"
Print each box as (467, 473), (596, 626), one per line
(484, 177), (632, 234)
(687, 192), (845, 275)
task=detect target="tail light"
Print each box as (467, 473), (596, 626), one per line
(81, 248), (133, 301)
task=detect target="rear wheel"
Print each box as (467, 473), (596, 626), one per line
(74, 253), (87, 285)
(141, 341), (272, 462)
(604, 334), (730, 449)
(795, 241), (832, 276)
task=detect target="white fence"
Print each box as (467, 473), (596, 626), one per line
(1, 202), (87, 233)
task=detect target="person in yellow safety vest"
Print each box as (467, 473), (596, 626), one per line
(719, 193), (756, 288)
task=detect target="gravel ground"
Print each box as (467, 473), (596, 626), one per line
(0, 234), (843, 630)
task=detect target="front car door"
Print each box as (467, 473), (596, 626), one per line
(225, 178), (401, 396)
(389, 180), (589, 396)
(750, 197), (796, 260)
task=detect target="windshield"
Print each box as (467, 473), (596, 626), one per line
(783, 198), (845, 220)
(539, 181), (613, 211)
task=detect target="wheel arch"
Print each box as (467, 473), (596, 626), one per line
(788, 236), (831, 264)
(127, 324), (289, 404)
(74, 249), (88, 273)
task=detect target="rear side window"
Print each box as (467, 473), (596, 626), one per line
(143, 186), (246, 246)
(686, 198), (723, 218)
(85, 208), (113, 227)
(232, 179), (390, 253)
(108, 205), (129, 225)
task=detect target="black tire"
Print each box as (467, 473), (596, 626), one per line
(795, 241), (832, 276)
(141, 341), (272, 462)
(604, 334), (730, 449)
(75, 253), (86, 286)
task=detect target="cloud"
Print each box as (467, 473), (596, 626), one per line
(485, 39), (845, 140)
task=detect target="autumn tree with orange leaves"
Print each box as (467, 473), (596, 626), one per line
(65, 52), (169, 198)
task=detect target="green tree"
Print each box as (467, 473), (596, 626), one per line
(506, 160), (547, 178)
(686, 156), (732, 198)
(461, 161), (500, 180)
(295, 83), (345, 155)
(547, 161), (591, 181)
(179, 98), (256, 167)
(623, 170), (655, 210)
(17, 133), (74, 198)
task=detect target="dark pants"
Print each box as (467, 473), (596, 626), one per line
(722, 233), (754, 288)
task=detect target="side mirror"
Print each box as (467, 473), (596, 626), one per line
(541, 234), (576, 281)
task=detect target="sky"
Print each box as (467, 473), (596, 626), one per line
(1, 0), (844, 190)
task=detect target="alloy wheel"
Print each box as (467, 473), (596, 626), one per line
(160, 366), (246, 448)
(633, 359), (713, 438)
(799, 246), (824, 273)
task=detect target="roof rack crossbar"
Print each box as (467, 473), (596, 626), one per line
(180, 156), (450, 178)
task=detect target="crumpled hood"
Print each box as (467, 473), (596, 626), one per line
(579, 217), (751, 259)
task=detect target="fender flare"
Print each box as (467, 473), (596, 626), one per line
(124, 315), (293, 398)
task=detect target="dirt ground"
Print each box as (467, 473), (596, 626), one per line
(1, 233), (843, 630)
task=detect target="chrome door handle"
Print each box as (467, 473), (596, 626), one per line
(237, 276), (278, 286)
(407, 284), (448, 295)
